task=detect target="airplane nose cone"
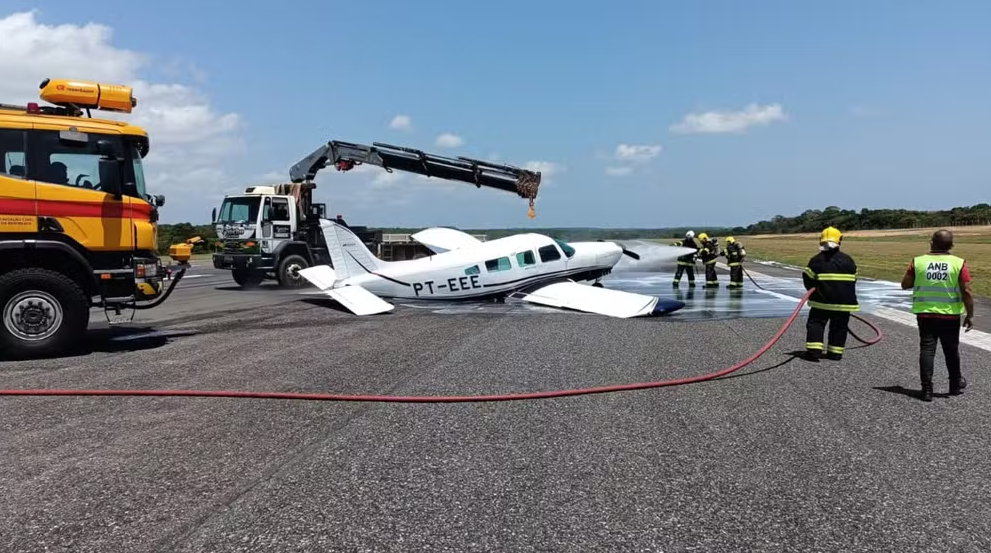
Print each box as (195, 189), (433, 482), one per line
(598, 243), (624, 266)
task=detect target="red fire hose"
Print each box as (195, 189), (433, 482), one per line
(0, 287), (882, 404)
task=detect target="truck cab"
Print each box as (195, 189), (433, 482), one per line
(212, 185), (332, 287)
(0, 78), (171, 359)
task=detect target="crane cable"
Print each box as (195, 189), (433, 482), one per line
(0, 284), (882, 404)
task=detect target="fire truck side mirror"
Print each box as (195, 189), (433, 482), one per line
(96, 139), (115, 156)
(211, 207), (217, 223)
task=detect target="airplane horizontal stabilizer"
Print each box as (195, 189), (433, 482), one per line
(517, 281), (684, 318)
(325, 286), (395, 316)
(410, 227), (483, 254)
(298, 265), (338, 291)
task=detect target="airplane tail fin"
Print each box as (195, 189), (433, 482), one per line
(318, 218), (386, 280)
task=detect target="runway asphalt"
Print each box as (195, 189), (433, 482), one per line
(4, 261), (991, 552)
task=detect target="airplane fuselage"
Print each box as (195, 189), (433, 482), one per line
(298, 220), (699, 318)
(338, 233), (624, 301)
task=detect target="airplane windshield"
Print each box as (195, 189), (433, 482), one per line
(554, 239), (576, 258)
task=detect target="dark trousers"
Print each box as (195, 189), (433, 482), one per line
(805, 308), (851, 357)
(918, 316), (962, 387)
(729, 264), (743, 287)
(673, 263), (695, 284)
(704, 261), (718, 286)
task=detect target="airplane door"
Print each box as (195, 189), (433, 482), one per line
(515, 249), (538, 274)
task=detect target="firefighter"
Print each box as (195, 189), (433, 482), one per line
(697, 232), (720, 288)
(671, 230), (700, 287)
(721, 237), (746, 288)
(802, 226), (859, 361)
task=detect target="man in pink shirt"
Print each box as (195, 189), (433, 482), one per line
(901, 229), (975, 401)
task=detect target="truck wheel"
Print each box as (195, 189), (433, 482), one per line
(0, 268), (90, 360)
(277, 254), (310, 288)
(232, 269), (264, 288)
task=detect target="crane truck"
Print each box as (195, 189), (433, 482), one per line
(0, 78), (191, 360)
(211, 140), (542, 288)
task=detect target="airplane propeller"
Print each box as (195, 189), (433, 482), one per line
(597, 239), (641, 260)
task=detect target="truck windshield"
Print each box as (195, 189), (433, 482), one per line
(217, 197), (261, 223)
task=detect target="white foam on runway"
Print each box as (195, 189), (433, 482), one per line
(291, 261), (990, 351)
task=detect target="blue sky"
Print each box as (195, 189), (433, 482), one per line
(4, 1), (991, 228)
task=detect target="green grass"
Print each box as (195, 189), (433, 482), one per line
(836, 234), (991, 245)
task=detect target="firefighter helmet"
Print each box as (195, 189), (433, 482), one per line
(820, 226), (842, 248)
(726, 236), (736, 244)
(685, 230), (695, 239)
(698, 232), (709, 241)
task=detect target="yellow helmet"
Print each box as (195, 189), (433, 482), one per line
(725, 236), (736, 244)
(698, 232), (709, 241)
(820, 226), (842, 246)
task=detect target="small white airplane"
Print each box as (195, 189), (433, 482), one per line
(297, 218), (698, 318)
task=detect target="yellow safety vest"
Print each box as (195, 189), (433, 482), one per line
(911, 254), (965, 315)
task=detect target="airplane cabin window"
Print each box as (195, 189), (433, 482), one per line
(538, 244), (562, 263)
(485, 257), (512, 272)
(554, 239), (576, 258)
(516, 251), (535, 266)
(464, 265), (480, 275)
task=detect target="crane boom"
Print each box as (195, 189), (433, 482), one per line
(288, 140), (542, 202)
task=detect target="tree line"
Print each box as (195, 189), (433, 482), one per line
(156, 202), (991, 253)
(739, 204), (991, 235)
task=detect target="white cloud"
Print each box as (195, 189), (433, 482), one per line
(434, 132), (464, 148)
(614, 144), (662, 162)
(314, 154), (566, 214)
(349, 162), (405, 187)
(389, 114), (412, 131)
(669, 103), (787, 134)
(522, 160), (564, 179)
(598, 143), (661, 177)
(605, 166), (634, 177)
(0, 10), (243, 216)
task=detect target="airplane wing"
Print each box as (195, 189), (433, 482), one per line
(514, 281), (684, 318)
(410, 227), (483, 254)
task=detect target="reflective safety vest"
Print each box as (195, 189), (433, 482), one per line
(911, 254), (965, 315)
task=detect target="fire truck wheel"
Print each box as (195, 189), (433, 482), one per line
(277, 254), (310, 288)
(0, 268), (89, 360)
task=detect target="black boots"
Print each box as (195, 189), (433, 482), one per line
(920, 377), (967, 401)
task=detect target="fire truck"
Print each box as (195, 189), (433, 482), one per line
(212, 141), (542, 288)
(0, 78), (185, 359)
